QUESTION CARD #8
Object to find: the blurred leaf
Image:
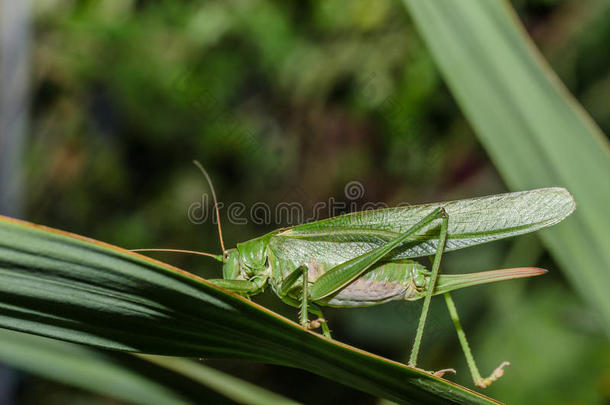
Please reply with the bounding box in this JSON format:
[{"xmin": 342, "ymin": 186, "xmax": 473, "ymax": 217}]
[
  {"xmin": 0, "ymin": 215, "xmax": 499, "ymax": 405},
  {"xmin": 0, "ymin": 328, "xmax": 300, "ymax": 405},
  {"xmin": 0, "ymin": 328, "xmax": 192, "ymax": 405},
  {"xmin": 402, "ymin": 0, "xmax": 610, "ymax": 334},
  {"xmin": 476, "ymin": 285, "xmax": 610, "ymax": 404},
  {"xmin": 140, "ymin": 355, "xmax": 301, "ymax": 405}
]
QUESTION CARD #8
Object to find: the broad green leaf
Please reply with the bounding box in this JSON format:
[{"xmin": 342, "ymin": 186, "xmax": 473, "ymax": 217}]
[
  {"xmin": 402, "ymin": 0, "xmax": 610, "ymax": 334},
  {"xmin": 0, "ymin": 215, "xmax": 499, "ymax": 405},
  {"xmin": 0, "ymin": 328, "xmax": 298, "ymax": 405}
]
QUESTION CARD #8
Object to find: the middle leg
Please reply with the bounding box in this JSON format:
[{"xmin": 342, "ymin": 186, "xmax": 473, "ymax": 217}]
[
  {"xmin": 278, "ymin": 264, "xmax": 330, "ymax": 338},
  {"xmin": 408, "ymin": 208, "xmax": 449, "ymax": 367}
]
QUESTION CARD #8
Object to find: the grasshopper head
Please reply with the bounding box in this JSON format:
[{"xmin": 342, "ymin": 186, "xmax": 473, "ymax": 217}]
[
  {"xmin": 221, "ymin": 237, "xmax": 270, "ymax": 281},
  {"xmin": 222, "ymin": 248, "xmax": 242, "ymax": 280}
]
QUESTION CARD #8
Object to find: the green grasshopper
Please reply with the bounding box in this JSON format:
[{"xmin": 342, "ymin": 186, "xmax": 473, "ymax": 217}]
[{"xmin": 135, "ymin": 162, "xmax": 575, "ymax": 388}]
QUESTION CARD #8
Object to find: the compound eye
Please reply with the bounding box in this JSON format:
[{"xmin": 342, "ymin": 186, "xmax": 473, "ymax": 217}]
[{"xmin": 224, "ymin": 252, "xmax": 230, "ymax": 260}]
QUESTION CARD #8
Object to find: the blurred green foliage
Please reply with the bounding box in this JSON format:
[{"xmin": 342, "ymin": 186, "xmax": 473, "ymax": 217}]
[{"xmin": 4, "ymin": 0, "xmax": 609, "ymax": 403}]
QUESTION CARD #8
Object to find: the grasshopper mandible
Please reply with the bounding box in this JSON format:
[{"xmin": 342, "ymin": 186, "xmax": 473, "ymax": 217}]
[{"xmin": 135, "ymin": 161, "xmax": 575, "ymax": 388}]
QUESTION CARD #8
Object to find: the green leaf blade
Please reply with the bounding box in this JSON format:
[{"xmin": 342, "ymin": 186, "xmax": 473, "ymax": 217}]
[
  {"xmin": 0, "ymin": 215, "xmax": 499, "ymax": 405},
  {"xmin": 402, "ymin": 0, "xmax": 610, "ymax": 333}
]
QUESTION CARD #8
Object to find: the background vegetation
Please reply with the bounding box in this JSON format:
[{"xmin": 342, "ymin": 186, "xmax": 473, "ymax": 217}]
[{"xmin": 1, "ymin": 0, "xmax": 609, "ymax": 404}]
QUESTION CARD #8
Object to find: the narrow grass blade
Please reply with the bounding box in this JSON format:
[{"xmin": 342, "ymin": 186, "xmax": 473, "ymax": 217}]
[
  {"xmin": 140, "ymin": 356, "xmax": 301, "ymax": 405},
  {"xmin": 402, "ymin": 0, "xmax": 610, "ymax": 333},
  {"xmin": 0, "ymin": 215, "xmax": 499, "ymax": 404},
  {"xmin": 0, "ymin": 328, "xmax": 299, "ymax": 405},
  {"xmin": 0, "ymin": 329, "xmax": 193, "ymax": 405}
]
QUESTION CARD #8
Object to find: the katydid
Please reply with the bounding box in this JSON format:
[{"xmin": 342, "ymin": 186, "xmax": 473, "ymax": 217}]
[{"xmin": 134, "ymin": 161, "xmax": 575, "ymax": 389}]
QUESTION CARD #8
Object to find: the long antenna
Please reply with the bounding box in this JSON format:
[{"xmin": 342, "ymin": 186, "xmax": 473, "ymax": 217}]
[
  {"xmin": 193, "ymin": 160, "xmax": 226, "ymax": 252},
  {"xmin": 131, "ymin": 248, "xmax": 223, "ymax": 262}
]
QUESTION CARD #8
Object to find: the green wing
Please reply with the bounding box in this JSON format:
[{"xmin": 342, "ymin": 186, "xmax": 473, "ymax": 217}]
[{"xmin": 270, "ymin": 188, "xmax": 574, "ymax": 266}]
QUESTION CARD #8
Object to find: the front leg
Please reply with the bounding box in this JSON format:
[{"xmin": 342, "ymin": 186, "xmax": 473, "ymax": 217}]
[{"xmin": 208, "ymin": 277, "xmax": 266, "ymax": 295}]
